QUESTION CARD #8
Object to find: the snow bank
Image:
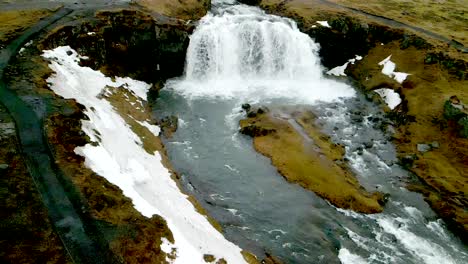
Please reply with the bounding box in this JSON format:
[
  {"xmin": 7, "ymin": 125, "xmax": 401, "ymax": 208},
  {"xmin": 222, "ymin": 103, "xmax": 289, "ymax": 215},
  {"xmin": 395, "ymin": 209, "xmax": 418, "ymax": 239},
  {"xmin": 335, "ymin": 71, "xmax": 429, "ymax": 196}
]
[
  {"xmin": 327, "ymin": 55, "xmax": 363, "ymax": 76},
  {"xmin": 373, "ymin": 88, "xmax": 402, "ymax": 110},
  {"xmin": 42, "ymin": 46, "xmax": 246, "ymax": 264},
  {"xmin": 378, "ymin": 55, "xmax": 410, "ymax": 83}
]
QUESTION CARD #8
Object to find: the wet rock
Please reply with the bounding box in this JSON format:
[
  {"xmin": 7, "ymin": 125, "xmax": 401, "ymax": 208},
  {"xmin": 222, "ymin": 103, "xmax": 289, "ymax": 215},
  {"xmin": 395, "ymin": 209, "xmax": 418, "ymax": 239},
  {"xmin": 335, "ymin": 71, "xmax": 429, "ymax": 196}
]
[
  {"xmin": 364, "ymin": 141, "xmax": 373, "ymax": 149},
  {"xmin": 245, "ymin": 105, "xmax": 268, "ymax": 118},
  {"xmin": 399, "ymin": 154, "xmax": 418, "ymax": 168},
  {"xmin": 376, "ymin": 192, "xmax": 391, "ymax": 206},
  {"xmin": 0, "ymin": 164, "xmax": 9, "ymax": 170},
  {"xmin": 159, "ymin": 115, "xmax": 178, "ymax": 138},
  {"xmin": 240, "ymin": 124, "xmax": 276, "ymax": 137},
  {"xmin": 241, "ymin": 103, "xmax": 251, "ymax": 112},
  {"xmin": 417, "ymin": 144, "xmax": 431, "ymax": 153}
]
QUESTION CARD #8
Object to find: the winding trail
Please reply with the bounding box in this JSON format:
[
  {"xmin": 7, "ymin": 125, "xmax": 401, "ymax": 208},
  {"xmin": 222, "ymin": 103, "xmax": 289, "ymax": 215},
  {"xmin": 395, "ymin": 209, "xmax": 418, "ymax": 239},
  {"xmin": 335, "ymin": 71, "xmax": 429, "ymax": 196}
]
[{"xmin": 0, "ymin": 7, "xmax": 116, "ymax": 264}]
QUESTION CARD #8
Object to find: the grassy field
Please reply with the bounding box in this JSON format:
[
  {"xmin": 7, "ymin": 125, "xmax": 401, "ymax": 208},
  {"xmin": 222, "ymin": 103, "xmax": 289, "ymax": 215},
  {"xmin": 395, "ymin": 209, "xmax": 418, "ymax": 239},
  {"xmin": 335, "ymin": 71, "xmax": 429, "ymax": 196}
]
[
  {"xmin": 136, "ymin": 0, "xmax": 210, "ymax": 20},
  {"xmin": 330, "ymin": 0, "xmax": 468, "ymax": 46},
  {"xmin": 0, "ymin": 8, "xmax": 53, "ymax": 45}
]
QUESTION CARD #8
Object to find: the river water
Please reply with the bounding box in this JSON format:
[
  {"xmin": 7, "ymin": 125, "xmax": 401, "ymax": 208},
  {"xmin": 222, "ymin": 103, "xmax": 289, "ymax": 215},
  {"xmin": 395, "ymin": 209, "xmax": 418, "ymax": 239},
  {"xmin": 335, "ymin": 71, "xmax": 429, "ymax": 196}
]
[{"xmin": 153, "ymin": 1, "xmax": 468, "ymax": 263}]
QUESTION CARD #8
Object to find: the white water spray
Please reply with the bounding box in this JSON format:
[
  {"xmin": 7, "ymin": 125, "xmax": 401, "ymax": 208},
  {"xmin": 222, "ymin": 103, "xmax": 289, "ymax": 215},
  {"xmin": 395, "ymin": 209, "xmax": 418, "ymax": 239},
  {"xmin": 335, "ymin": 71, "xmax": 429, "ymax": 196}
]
[{"xmin": 168, "ymin": 4, "xmax": 354, "ymax": 103}]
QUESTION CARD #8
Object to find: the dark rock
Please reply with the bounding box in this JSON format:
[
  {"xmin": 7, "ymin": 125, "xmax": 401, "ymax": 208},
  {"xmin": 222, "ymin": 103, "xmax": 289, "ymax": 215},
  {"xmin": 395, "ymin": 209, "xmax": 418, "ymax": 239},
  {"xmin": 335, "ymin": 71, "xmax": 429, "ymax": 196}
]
[
  {"xmin": 364, "ymin": 141, "xmax": 373, "ymax": 149},
  {"xmin": 458, "ymin": 116, "xmax": 468, "ymax": 138},
  {"xmin": 247, "ymin": 111, "xmax": 257, "ymax": 118},
  {"xmin": 240, "ymin": 124, "xmax": 276, "ymax": 137},
  {"xmin": 238, "ymin": 0, "xmax": 261, "ymax": 5},
  {"xmin": 399, "ymin": 154, "xmax": 418, "ymax": 168},
  {"xmin": 377, "ymin": 193, "xmax": 391, "ymax": 206},
  {"xmin": 241, "ymin": 103, "xmax": 251, "ymax": 112}
]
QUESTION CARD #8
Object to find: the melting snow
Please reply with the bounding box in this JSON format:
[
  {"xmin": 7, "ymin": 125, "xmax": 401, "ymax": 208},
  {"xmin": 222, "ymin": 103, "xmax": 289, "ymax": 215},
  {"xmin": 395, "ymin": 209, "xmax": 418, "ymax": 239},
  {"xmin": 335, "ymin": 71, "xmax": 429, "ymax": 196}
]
[
  {"xmin": 327, "ymin": 55, "xmax": 363, "ymax": 76},
  {"xmin": 42, "ymin": 46, "xmax": 246, "ymax": 264},
  {"xmin": 378, "ymin": 55, "xmax": 410, "ymax": 83},
  {"xmin": 316, "ymin": 21, "xmax": 331, "ymax": 28},
  {"xmin": 373, "ymin": 88, "xmax": 402, "ymax": 110}
]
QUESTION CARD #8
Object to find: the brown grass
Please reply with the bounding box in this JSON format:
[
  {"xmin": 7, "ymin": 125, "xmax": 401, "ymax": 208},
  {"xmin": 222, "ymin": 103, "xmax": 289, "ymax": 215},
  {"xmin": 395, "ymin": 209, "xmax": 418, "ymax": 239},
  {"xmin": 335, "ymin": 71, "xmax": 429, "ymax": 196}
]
[
  {"xmin": 330, "ymin": 0, "xmax": 468, "ymax": 46},
  {"xmin": 136, "ymin": 0, "xmax": 210, "ymax": 20},
  {"xmin": 348, "ymin": 40, "xmax": 468, "ymax": 235},
  {"xmin": 0, "ymin": 8, "xmax": 52, "ymax": 44}
]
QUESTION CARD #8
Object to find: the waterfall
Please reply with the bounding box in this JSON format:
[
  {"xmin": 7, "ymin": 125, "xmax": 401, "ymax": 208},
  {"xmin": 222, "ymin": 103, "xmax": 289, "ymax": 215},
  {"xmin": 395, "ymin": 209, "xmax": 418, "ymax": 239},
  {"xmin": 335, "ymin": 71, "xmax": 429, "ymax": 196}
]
[{"xmin": 167, "ymin": 3, "xmax": 355, "ymax": 103}]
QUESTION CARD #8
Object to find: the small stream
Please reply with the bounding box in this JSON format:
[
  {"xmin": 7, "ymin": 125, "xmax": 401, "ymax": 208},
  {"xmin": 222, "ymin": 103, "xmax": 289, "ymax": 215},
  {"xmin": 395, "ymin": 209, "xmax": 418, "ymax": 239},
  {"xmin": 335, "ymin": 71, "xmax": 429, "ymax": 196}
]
[{"xmin": 153, "ymin": 1, "xmax": 467, "ymax": 263}]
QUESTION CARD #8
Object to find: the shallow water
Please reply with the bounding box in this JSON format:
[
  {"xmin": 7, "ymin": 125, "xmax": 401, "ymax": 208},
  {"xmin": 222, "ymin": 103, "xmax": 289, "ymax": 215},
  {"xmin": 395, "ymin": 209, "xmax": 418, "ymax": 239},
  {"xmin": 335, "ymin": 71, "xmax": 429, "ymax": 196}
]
[{"xmin": 153, "ymin": 1, "xmax": 467, "ymax": 263}]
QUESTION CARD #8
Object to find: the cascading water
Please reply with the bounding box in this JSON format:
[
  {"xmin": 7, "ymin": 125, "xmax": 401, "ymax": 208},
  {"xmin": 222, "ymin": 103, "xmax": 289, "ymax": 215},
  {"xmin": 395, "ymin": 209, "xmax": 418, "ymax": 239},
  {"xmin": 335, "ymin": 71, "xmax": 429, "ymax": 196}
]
[
  {"xmin": 156, "ymin": 1, "xmax": 468, "ymax": 263},
  {"xmin": 169, "ymin": 3, "xmax": 354, "ymax": 103}
]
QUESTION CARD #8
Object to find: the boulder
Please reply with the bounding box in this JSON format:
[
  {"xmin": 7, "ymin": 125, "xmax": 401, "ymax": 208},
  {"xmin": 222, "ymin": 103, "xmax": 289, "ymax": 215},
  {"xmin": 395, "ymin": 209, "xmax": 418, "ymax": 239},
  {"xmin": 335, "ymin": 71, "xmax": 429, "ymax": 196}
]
[
  {"xmin": 417, "ymin": 144, "xmax": 431, "ymax": 153},
  {"xmin": 0, "ymin": 164, "xmax": 9, "ymax": 170},
  {"xmin": 443, "ymin": 95, "xmax": 468, "ymax": 138}
]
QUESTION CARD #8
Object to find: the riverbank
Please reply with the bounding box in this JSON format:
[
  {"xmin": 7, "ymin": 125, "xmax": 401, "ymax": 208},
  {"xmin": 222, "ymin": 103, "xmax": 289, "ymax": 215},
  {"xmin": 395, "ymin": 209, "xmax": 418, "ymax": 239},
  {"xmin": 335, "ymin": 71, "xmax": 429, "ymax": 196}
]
[{"xmin": 243, "ymin": 0, "xmax": 468, "ymax": 242}]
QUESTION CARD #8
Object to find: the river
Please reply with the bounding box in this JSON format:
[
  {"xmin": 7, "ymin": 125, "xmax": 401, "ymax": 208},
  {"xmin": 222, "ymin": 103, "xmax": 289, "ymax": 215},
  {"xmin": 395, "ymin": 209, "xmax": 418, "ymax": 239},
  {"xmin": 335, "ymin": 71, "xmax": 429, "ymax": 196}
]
[{"xmin": 153, "ymin": 1, "xmax": 467, "ymax": 263}]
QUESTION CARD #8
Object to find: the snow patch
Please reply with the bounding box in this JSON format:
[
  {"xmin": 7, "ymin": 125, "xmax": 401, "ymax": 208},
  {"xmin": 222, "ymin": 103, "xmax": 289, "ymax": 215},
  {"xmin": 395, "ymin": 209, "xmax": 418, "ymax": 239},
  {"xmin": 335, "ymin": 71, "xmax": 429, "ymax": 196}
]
[
  {"xmin": 373, "ymin": 88, "xmax": 402, "ymax": 110},
  {"xmin": 378, "ymin": 55, "xmax": 410, "ymax": 83},
  {"xmin": 316, "ymin": 21, "xmax": 331, "ymax": 28},
  {"xmin": 327, "ymin": 55, "xmax": 363, "ymax": 76},
  {"xmin": 42, "ymin": 46, "xmax": 246, "ymax": 264}
]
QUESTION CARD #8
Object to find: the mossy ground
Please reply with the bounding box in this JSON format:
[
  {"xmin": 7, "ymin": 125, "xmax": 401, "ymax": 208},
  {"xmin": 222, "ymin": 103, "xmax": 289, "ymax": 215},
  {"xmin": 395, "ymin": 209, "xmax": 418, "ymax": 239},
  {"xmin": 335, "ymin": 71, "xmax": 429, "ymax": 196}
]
[
  {"xmin": 348, "ymin": 40, "xmax": 468, "ymax": 238},
  {"xmin": 330, "ymin": 0, "xmax": 468, "ymax": 46},
  {"xmin": 240, "ymin": 110, "xmax": 384, "ymax": 213},
  {"xmin": 136, "ymin": 0, "xmax": 210, "ymax": 20},
  {"xmin": 0, "ymin": 8, "xmax": 53, "ymax": 45}
]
